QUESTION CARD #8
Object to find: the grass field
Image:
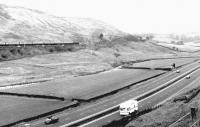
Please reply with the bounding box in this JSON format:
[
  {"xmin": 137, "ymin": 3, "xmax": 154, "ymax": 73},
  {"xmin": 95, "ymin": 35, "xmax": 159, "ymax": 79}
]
[
  {"xmin": 0, "ymin": 41, "xmax": 181, "ymax": 88},
  {"xmin": 132, "ymin": 57, "xmax": 199, "ymax": 69},
  {"xmin": 0, "ymin": 69, "xmax": 163, "ymax": 100},
  {"xmin": 0, "ymin": 96, "xmax": 73, "ymax": 126},
  {"xmin": 152, "ymin": 40, "xmax": 200, "ymax": 52}
]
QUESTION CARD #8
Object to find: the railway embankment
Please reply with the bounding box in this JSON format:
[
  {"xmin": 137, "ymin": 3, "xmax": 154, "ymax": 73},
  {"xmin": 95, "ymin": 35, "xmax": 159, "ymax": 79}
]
[{"xmin": 0, "ymin": 43, "xmax": 79, "ymax": 61}]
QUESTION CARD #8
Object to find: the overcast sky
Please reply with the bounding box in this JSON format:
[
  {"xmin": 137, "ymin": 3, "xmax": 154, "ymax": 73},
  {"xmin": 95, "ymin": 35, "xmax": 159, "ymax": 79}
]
[{"xmin": 0, "ymin": 0, "xmax": 200, "ymax": 34}]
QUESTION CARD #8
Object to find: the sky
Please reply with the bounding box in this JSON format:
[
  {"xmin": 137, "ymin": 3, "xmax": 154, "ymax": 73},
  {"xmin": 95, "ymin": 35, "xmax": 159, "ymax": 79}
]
[{"xmin": 0, "ymin": 0, "xmax": 200, "ymax": 34}]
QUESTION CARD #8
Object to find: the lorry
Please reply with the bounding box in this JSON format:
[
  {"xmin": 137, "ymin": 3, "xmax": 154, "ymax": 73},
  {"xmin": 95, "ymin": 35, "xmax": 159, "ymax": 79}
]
[{"xmin": 119, "ymin": 99, "xmax": 138, "ymax": 116}]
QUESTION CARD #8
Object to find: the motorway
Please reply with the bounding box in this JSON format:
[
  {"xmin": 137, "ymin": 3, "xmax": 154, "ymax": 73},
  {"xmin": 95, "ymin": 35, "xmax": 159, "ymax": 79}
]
[
  {"xmin": 28, "ymin": 60, "xmax": 200, "ymax": 127},
  {"xmin": 83, "ymin": 65, "xmax": 200, "ymax": 127}
]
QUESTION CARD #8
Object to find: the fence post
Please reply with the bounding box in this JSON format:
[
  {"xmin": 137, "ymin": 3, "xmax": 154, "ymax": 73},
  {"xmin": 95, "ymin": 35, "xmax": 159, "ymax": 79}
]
[{"xmin": 191, "ymin": 107, "xmax": 197, "ymax": 121}]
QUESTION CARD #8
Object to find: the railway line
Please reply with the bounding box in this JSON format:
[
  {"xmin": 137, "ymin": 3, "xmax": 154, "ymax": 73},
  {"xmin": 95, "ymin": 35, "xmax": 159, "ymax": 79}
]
[
  {"xmin": 28, "ymin": 60, "xmax": 200, "ymax": 127},
  {"xmin": 0, "ymin": 42, "xmax": 79, "ymax": 47}
]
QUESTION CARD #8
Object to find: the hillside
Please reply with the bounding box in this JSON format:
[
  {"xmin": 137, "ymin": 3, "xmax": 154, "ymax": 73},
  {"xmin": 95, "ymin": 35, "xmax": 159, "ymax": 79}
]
[
  {"xmin": 0, "ymin": 4, "xmax": 193, "ymax": 85},
  {"xmin": 0, "ymin": 4, "xmax": 126, "ymax": 44}
]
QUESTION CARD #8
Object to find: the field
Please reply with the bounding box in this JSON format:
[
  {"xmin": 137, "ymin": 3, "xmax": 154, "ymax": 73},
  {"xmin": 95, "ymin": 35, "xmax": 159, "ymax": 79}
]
[
  {"xmin": 131, "ymin": 57, "xmax": 199, "ymax": 69},
  {"xmin": 0, "ymin": 96, "xmax": 73, "ymax": 126},
  {"xmin": 0, "ymin": 41, "xmax": 181, "ymax": 89},
  {"xmin": 2, "ymin": 3, "xmax": 200, "ymax": 127},
  {"xmin": 0, "ymin": 45, "xmax": 198, "ymax": 126},
  {"xmin": 0, "ymin": 65, "xmax": 165, "ymax": 126},
  {"xmin": 151, "ymin": 38, "xmax": 200, "ymax": 52},
  {"xmin": 0, "ymin": 69, "xmax": 164, "ymax": 100},
  {"xmin": 0, "ymin": 57, "xmax": 199, "ymax": 126}
]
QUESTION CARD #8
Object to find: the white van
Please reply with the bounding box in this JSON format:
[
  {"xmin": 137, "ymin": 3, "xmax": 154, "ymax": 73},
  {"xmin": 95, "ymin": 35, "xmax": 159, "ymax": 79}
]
[{"xmin": 119, "ymin": 99, "xmax": 138, "ymax": 116}]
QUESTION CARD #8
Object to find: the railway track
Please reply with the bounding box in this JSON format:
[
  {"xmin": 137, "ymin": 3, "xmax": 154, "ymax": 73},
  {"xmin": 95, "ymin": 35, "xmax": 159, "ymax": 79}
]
[
  {"xmin": 0, "ymin": 42, "xmax": 79, "ymax": 47},
  {"xmin": 60, "ymin": 63, "xmax": 200, "ymax": 127}
]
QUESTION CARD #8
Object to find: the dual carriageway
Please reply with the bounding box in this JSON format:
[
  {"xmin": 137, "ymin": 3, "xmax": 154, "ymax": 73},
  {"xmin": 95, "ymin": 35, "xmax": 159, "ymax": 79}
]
[{"xmin": 27, "ymin": 58, "xmax": 200, "ymax": 127}]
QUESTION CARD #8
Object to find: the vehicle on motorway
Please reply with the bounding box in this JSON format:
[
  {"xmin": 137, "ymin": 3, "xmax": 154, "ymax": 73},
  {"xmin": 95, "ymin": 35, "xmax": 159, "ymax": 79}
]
[
  {"xmin": 186, "ymin": 75, "xmax": 191, "ymax": 79},
  {"xmin": 44, "ymin": 116, "xmax": 59, "ymax": 124},
  {"xmin": 176, "ymin": 70, "xmax": 180, "ymax": 73},
  {"xmin": 119, "ymin": 99, "xmax": 138, "ymax": 116}
]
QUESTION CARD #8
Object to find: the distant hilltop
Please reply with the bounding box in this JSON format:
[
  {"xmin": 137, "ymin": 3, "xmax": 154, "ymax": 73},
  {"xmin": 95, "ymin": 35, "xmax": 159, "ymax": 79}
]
[{"xmin": 0, "ymin": 4, "xmax": 127, "ymax": 44}]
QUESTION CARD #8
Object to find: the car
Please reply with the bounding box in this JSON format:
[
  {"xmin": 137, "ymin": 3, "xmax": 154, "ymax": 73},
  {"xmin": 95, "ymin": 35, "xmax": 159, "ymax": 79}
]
[
  {"xmin": 186, "ymin": 75, "xmax": 191, "ymax": 79},
  {"xmin": 44, "ymin": 116, "xmax": 59, "ymax": 124},
  {"xmin": 176, "ymin": 70, "xmax": 180, "ymax": 73}
]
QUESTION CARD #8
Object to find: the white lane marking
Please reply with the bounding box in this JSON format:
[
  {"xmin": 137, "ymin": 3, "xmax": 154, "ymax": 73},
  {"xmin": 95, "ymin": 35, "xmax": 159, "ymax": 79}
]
[
  {"xmin": 75, "ymin": 66, "xmax": 200, "ymax": 127},
  {"xmin": 60, "ymin": 63, "xmax": 200, "ymax": 127}
]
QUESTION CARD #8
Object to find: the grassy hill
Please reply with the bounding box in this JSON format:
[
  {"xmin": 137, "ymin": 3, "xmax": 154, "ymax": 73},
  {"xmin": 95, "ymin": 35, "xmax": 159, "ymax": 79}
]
[{"xmin": 0, "ymin": 4, "xmax": 126, "ymax": 44}]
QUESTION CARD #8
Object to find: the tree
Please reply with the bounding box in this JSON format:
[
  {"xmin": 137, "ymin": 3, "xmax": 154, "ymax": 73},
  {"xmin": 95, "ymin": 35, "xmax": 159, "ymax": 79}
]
[{"xmin": 99, "ymin": 33, "xmax": 104, "ymax": 40}]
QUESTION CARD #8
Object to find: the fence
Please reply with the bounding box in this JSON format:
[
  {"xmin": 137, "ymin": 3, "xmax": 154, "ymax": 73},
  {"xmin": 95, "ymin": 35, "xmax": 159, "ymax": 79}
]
[
  {"xmin": 191, "ymin": 119, "xmax": 200, "ymax": 127},
  {"xmin": 169, "ymin": 107, "xmax": 200, "ymax": 127}
]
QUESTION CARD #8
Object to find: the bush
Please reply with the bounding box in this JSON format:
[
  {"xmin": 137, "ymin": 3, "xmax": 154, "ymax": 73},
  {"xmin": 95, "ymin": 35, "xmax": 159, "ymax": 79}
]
[
  {"xmin": 10, "ymin": 48, "xmax": 18, "ymax": 55},
  {"xmin": 1, "ymin": 54, "xmax": 8, "ymax": 59},
  {"xmin": 54, "ymin": 46, "xmax": 64, "ymax": 51},
  {"xmin": 49, "ymin": 48, "xmax": 54, "ymax": 52},
  {"xmin": 114, "ymin": 53, "xmax": 120, "ymax": 57},
  {"xmin": 17, "ymin": 49, "xmax": 24, "ymax": 55}
]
